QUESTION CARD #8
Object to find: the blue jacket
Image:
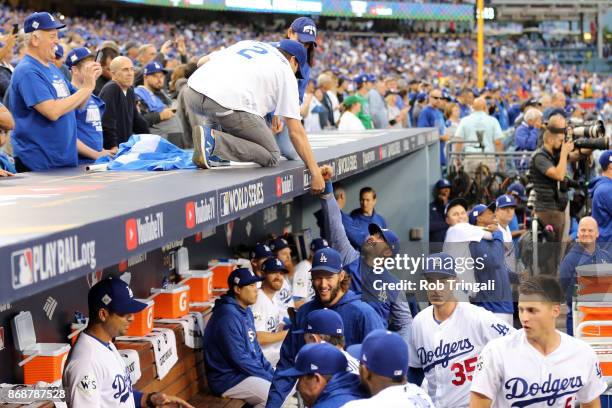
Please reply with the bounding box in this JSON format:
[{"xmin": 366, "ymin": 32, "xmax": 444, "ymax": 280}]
[
  {"xmin": 514, "ymin": 122, "xmax": 539, "ymax": 151},
  {"xmin": 321, "ymin": 192, "xmax": 413, "ymax": 340},
  {"xmin": 349, "ymin": 208, "xmax": 387, "ymax": 248},
  {"xmin": 429, "ymin": 199, "xmax": 448, "ymax": 243},
  {"xmin": 203, "ymin": 295, "xmax": 273, "ymax": 396},
  {"xmin": 314, "ymin": 208, "xmax": 366, "ymax": 249},
  {"xmin": 589, "ymin": 176, "xmax": 612, "ymax": 245},
  {"xmin": 313, "ymin": 372, "xmax": 367, "ymax": 408},
  {"xmin": 469, "ymin": 231, "xmax": 514, "ymax": 314},
  {"xmin": 266, "ymin": 290, "xmax": 384, "ymax": 408}
]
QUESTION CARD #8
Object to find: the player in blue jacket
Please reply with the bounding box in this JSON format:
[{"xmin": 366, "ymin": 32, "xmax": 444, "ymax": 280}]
[
  {"xmin": 348, "ymin": 186, "xmax": 388, "ymax": 248},
  {"xmin": 277, "ymin": 343, "xmax": 366, "ymax": 408},
  {"xmin": 203, "ymin": 268, "xmax": 273, "ymax": 408},
  {"xmin": 317, "ymin": 166, "xmax": 414, "ymax": 344},
  {"xmin": 266, "ymin": 247, "xmax": 384, "ymax": 408},
  {"xmin": 589, "ymin": 150, "xmax": 612, "ymax": 248}
]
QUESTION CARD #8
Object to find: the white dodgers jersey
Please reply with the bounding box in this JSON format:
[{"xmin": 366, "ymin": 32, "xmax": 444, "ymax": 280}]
[
  {"xmin": 341, "ymin": 384, "xmax": 435, "ymax": 408},
  {"xmin": 409, "ymin": 302, "xmax": 515, "ymax": 408},
  {"xmin": 471, "ymin": 329, "xmax": 607, "ymax": 407},
  {"xmin": 63, "ymin": 333, "xmax": 136, "ymax": 408}
]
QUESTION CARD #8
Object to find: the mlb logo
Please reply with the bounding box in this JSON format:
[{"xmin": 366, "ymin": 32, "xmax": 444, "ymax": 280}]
[
  {"xmin": 185, "ymin": 202, "xmax": 196, "ymax": 229},
  {"xmin": 125, "ymin": 218, "xmax": 138, "ymax": 251},
  {"xmin": 276, "ymin": 176, "xmax": 283, "ymax": 197},
  {"xmin": 11, "ymin": 248, "xmax": 34, "ymax": 289}
]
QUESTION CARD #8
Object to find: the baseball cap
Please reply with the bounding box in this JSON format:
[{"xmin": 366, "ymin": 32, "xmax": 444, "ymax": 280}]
[
  {"xmin": 276, "ymin": 39, "xmax": 307, "ymax": 80},
  {"xmin": 269, "ymin": 237, "xmax": 290, "ymax": 252},
  {"xmin": 599, "ymin": 150, "xmax": 612, "ymax": 171},
  {"xmin": 416, "ymin": 92, "xmax": 428, "ymax": 103},
  {"xmin": 343, "ymin": 95, "xmax": 361, "ymax": 108},
  {"xmin": 261, "ymin": 257, "xmax": 289, "ymax": 274},
  {"xmin": 88, "ymin": 278, "xmax": 147, "ymax": 314},
  {"xmin": 228, "ymin": 267, "xmax": 263, "ymax": 288},
  {"xmin": 435, "ymin": 179, "xmax": 451, "ymax": 189},
  {"xmin": 144, "ymin": 61, "xmax": 165, "ymax": 76},
  {"xmin": 290, "ymin": 17, "xmax": 317, "ymax": 45},
  {"xmin": 358, "ymin": 330, "xmax": 408, "ymax": 379},
  {"xmin": 278, "ymin": 343, "xmax": 347, "ymax": 377},
  {"xmin": 310, "ymin": 238, "xmax": 329, "ymax": 253},
  {"xmin": 24, "ymin": 12, "xmax": 66, "ymax": 33},
  {"xmin": 354, "ymin": 74, "xmax": 370, "ymax": 86},
  {"xmin": 366, "ymin": 74, "xmax": 376, "ymax": 83},
  {"xmin": 368, "ymin": 223, "xmax": 400, "ymax": 256},
  {"xmin": 444, "ymin": 197, "xmax": 468, "ymax": 217},
  {"xmin": 295, "ymin": 308, "xmax": 344, "ymax": 335},
  {"xmin": 54, "ymin": 44, "xmax": 63, "ymax": 59},
  {"xmin": 469, "ymin": 203, "xmax": 496, "ymax": 225},
  {"xmin": 496, "ymin": 194, "xmax": 516, "ymax": 209},
  {"xmin": 251, "ymin": 243, "xmax": 273, "ymax": 260},
  {"xmin": 311, "ymin": 248, "xmax": 343, "ymax": 274},
  {"xmin": 422, "ymin": 252, "xmax": 457, "ymax": 277},
  {"xmin": 66, "ymin": 47, "xmax": 93, "ymax": 69},
  {"xmin": 507, "ymin": 182, "xmax": 527, "ymax": 201}
]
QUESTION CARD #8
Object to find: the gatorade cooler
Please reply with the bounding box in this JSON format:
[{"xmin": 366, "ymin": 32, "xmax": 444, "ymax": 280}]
[
  {"xmin": 183, "ymin": 270, "xmax": 213, "ymax": 303},
  {"xmin": 597, "ymin": 348, "xmax": 612, "ymax": 377},
  {"xmin": 577, "ymin": 303, "xmax": 612, "ymax": 337},
  {"xmin": 151, "ymin": 285, "xmax": 190, "ymax": 319},
  {"xmin": 208, "ymin": 259, "xmax": 236, "ymax": 290},
  {"xmin": 12, "ymin": 311, "xmax": 70, "ymax": 385},
  {"xmin": 126, "ymin": 299, "xmax": 155, "ymax": 337}
]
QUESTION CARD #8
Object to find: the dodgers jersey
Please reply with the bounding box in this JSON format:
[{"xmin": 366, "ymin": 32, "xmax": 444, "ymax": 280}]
[
  {"xmin": 275, "ymin": 276, "xmax": 294, "ymax": 309},
  {"xmin": 341, "ymin": 383, "xmax": 435, "ymax": 408},
  {"xmin": 471, "ymin": 329, "xmax": 607, "ymax": 407},
  {"xmin": 63, "ymin": 333, "xmax": 136, "ymax": 408},
  {"xmin": 251, "ymin": 288, "xmax": 288, "ymax": 362},
  {"xmin": 188, "ymin": 40, "xmax": 301, "ymax": 120},
  {"xmin": 293, "ymin": 260, "xmax": 314, "ymax": 301},
  {"xmin": 409, "ymin": 302, "xmax": 515, "ymax": 408}
]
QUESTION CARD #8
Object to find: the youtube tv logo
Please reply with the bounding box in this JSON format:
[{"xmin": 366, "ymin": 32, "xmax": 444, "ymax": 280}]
[
  {"xmin": 276, "ymin": 177, "xmax": 282, "ymax": 197},
  {"xmin": 125, "ymin": 218, "xmax": 138, "ymax": 251},
  {"xmin": 185, "ymin": 202, "xmax": 196, "ymax": 229}
]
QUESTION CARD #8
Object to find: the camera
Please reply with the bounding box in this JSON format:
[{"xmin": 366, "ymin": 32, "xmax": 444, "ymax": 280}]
[{"xmin": 566, "ymin": 119, "xmax": 609, "ymax": 150}]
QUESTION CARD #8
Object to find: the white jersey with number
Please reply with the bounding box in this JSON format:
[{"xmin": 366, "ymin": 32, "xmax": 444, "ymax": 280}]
[
  {"xmin": 471, "ymin": 329, "xmax": 607, "ymax": 407},
  {"xmin": 341, "ymin": 384, "xmax": 436, "ymax": 408},
  {"xmin": 63, "ymin": 332, "xmax": 136, "ymax": 408},
  {"xmin": 275, "ymin": 276, "xmax": 294, "ymax": 309},
  {"xmin": 251, "ymin": 288, "xmax": 288, "ymax": 364},
  {"xmin": 292, "ymin": 260, "xmax": 314, "ymax": 301},
  {"xmin": 408, "ymin": 303, "xmax": 515, "ymax": 408},
  {"xmin": 188, "ymin": 40, "xmax": 300, "ymax": 119}
]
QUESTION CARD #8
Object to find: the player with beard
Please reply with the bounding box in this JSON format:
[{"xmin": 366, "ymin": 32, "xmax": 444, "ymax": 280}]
[
  {"xmin": 317, "ymin": 165, "xmax": 414, "ymax": 345},
  {"xmin": 266, "ymin": 247, "xmax": 384, "ymax": 408}
]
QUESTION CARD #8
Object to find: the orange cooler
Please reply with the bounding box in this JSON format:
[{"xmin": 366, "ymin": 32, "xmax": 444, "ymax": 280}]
[
  {"xmin": 208, "ymin": 259, "xmax": 236, "ymax": 290},
  {"xmin": 151, "ymin": 285, "xmax": 190, "ymax": 319},
  {"xmin": 12, "ymin": 311, "xmax": 70, "ymax": 384},
  {"xmin": 126, "ymin": 299, "xmax": 155, "ymax": 336},
  {"xmin": 577, "ymin": 304, "xmax": 612, "ymax": 337},
  {"xmin": 183, "ymin": 270, "xmax": 213, "ymax": 303}
]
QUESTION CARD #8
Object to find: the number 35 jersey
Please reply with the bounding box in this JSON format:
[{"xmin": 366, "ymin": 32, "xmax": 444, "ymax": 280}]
[{"xmin": 409, "ymin": 302, "xmax": 515, "ymax": 408}]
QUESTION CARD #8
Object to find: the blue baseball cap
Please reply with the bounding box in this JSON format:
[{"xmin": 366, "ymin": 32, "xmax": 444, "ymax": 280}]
[
  {"xmin": 144, "ymin": 61, "xmax": 165, "ymax": 76},
  {"xmin": 290, "ymin": 17, "xmax": 317, "ymax": 45},
  {"xmin": 261, "ymin": 257, "xmax": 289, "ymax": 274},
  {"xmin": 469, "ymin": 203, "xmax": 496, "ymax": 225},
  {"xmin": 269, "ymin": 237, "xmax": 290, "ymax": 252},
  {"xmin": 278, "ymin": 343, "xmax": 347, "ymax": 377},
  {"xmin": 496, "ymin": 194, "xmax": 516, "ymax": 209},
  {"xmin": 366, "ymin": 74, "xmax": 376, "ymax": 83},
  {"xmin": 354, "ymin": 73, "xmax": 370, "ymax": 85},
  {"xmin": 54, "ymin": 44, "xmax": 63, "ymax": 59},
  {"xmin": 422, "ymin": 252, "xmax": 457, "ymax": 277},
  {"xmin": 311, "ymin": 248, "xmax": 343, "ymax": 274},
  {"xmin": 507, "ymin": 182, "xmax": 527, "ymax": 201},
  {"xmin": 416, "ymin": 92, "xmax": 428, "ymax": 102},
  {"xmin": 24, "ymin": 12, "xmax": 66, "ymax": 33},
  {"xmin": 599, "ymin": 150, "xmax": 612, "ymax": 171},
  {"xmin": 251, "ymin": 243, "xmax": 273, "ymax": 260},
  {"xmin": 228, "ymin": 267, "xmax": 263, "ymax": 288},
  {"xmin": 368, "ymin": 224, "xmax": 400, "ymax": 256},
  {"xmin": 276, "ymin": 39, "xmax": 307, "ymax": 80},
  {"xmin": 66, "ymin": 47, "xmax": 93, "ymax": 69},
  {"xmin": 359, "ymin": 330, "xmax": 408, "ymax": 379},
  {"xmin": 435, "ymin": 179, "xmax": 451, "ymax": 189},
  {"xmin": 310, "ymin": 238, "xmax": 329, "ymax": 253},
  {"xmin": 88, "ymin": 278, "xmax": 147, "ymax": 314},
  {"xmin": 296, "ymin": 308, "xmax": 344, "ymax": 336}
]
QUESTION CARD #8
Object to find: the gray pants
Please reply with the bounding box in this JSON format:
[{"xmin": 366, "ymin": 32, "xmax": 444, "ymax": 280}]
[{"xmin": 184, "ymin": 86, "xmax": 280, "ymax": 167}]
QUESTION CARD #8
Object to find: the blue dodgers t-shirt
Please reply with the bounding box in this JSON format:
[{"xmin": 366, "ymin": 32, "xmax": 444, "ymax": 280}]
[
  {"xmin": 76, "ymin": 94, "xmax": 105, "ymax": 164},
  {"xmin": 10, "ymin": 54, "xmax": 78, "ymax": 170},
  {"xmin": 418, "ymin": 105, "xmax": 447, "ymax": 166}
]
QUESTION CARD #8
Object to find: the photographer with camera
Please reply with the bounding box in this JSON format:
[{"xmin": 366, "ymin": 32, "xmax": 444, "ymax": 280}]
[{"xmin": 528, "ymin": 114, "xmax": 584, "ymax": 274}]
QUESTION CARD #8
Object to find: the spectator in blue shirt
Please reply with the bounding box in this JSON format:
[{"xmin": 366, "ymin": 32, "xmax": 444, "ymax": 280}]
[
  {"xmin": 514, "ymin": 108, "xmax": 543, "ymax": 151},
  {"xmin": 9, "ymin": 12, "xmax": 101, "ymax": 172},
  {"xmin": 0, "ymin": 102, "xmax": 15, "ymax": 177},
  {"xmin": 456, "ymin": 87, "xmax": 474, "ymax": 118},
  {"xmin": 66, "ymin": 47, "xmax": 115, "ymax": 164},
  {"xmin": 417, "ymin": 89, "xmax": 447, "ymax": 166},
  {"xmin": 589, "ymin": 150, "xmax": 612, "ymax": 247}
]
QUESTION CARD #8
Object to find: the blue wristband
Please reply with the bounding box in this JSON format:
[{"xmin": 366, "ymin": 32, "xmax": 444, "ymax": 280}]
[{"xmin": 323, "ymin": 181, "xmax": 333, "ymax": 195}]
